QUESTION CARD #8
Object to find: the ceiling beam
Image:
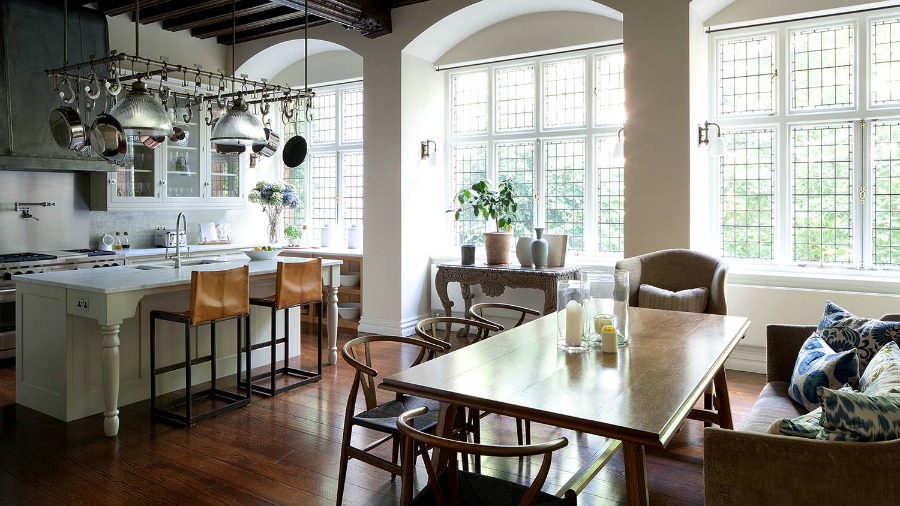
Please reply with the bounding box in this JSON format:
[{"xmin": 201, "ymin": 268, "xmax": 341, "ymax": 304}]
[
  {"xmin": 221, "ymin": 18, "xmax": 329, "ymax": 45},
  {"xmin": 97, "ymin": 0, "xmax": 169, "ymax": 17},
  {"xmin": 192, "ymin": 7, "xmax": 311, "ymax": 39},
  {"xmin": 162, "ymin": 0, "xmax": 278, "ymax": 31},
  {"xmin": 137, "ymin": 0, "xmax": 233, "ymax": 25}
]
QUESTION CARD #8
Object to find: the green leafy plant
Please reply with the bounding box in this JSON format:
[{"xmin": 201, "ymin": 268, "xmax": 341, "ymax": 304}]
[
  {"xmin": 451, "ymin": 178, "xmax": 518, "ymax": 232},
  {"xmin": 283, "ymin": 224, "xmax": 303, "ymax": 239}
]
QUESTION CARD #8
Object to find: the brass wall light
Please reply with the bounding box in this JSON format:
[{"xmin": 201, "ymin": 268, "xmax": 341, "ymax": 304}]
[
  {"xmin": 420, "ymin": 139, "xmax": 437, "ymax": 160},
  {"xmin": 612, "ymin": 127, "xmax": 625, "ymax": 162},
  {"xmin": 698, "ymin": 121, "xmax": 727, "ymax": 157}
]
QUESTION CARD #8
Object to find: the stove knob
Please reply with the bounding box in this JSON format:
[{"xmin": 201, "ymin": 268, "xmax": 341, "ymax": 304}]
[
  {"xmin": 14, "ymin": 271, "xmax": 23, "ymax": 275},
  {"xmin": 111, "ymin": 262, "xmax": 120, "ymax": 267},
  {"xmin": 103, "ymin": 263, "xmax": 111, "ymax": 268},
  {"xmin": 93, "ymin": 264, "xmax": 101, "ymax": 269},
  {"xmin": 25, "ymin": 270, "xmax": 34, "ymax": 274},
  {"xmin": 0, "ymin": 273, "xmax": 11, "ymax": 281}
]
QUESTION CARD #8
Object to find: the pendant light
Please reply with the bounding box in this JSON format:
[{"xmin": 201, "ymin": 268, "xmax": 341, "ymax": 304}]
[
  {"xmin": 109, "ymin": 0, "xmax": 173, "ymax": 137},
  {"xmin": 210, "ymin": 1, "xmax": 266, "ymax": 147}
]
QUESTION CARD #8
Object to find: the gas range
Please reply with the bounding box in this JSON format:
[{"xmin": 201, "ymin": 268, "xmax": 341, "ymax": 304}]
[{"xmin": 0, "ymin": 249, "xmax": 125, "ymax": 286}]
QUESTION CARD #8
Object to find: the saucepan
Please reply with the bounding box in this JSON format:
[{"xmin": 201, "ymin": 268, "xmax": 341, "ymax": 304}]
[
  {"xmin": 89, "ymin": 113, "xmax": 127, "ymax": 165},
  {"xmin": 252, "ymin": 124, "xmax": 280, "ymax": 158},
  {"xmin": 49, "ymin": 105, "xmax": 87, "ymax": 151}
]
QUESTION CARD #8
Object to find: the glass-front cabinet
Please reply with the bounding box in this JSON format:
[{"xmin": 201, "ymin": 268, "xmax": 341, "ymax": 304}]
[{"xmin": 93, "ymin": 104, "xmax": 245, "ymax": 210}]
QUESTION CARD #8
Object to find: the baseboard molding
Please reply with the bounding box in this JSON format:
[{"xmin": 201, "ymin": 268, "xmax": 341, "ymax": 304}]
[
  {"xmin": 358, "ymin": 313, "xmax": 429, "ymax": 337},
  {"xmin": 726, "ymin": 344, "xmax": 766, "ymax": 374}
]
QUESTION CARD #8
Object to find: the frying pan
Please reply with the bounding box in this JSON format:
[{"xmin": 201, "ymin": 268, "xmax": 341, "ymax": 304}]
[
  {"xmin": 282, "ymin": 135, "xmax": 308, "ymax": 167},
  {"xmin": 49, "ymin": 106, "xmax": 87, "ymax": 151},
  {"xmin": 139, "ymin": 134, "xmax": 165, "ymax": 149},
  {"xmin": 252, "ymin": 126, "xmax": 280, "ymax": 158},
  {"xmin": 89, "ymin": 113, "xmax": 127, "ymax": 165}
]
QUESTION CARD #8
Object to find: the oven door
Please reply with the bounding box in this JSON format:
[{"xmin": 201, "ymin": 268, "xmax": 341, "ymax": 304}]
[{"xmin": 0, "ymin": 287, "xmax": 15, "ymax": 359}]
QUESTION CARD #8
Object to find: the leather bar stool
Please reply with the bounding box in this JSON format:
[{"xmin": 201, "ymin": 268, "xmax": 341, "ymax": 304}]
[
  {"xmin": 150, "ymin": 265, "xmax": 252, "ymax": 426},
  {"xmin": 247, "ymin": 258, "xmax": 323, "ymax": 396}
]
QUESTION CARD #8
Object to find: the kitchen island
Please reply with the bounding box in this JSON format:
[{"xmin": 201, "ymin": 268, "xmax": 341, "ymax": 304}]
[{"xmin": 13, "ymin": 255, "xmax": 342, "ymax": 436}]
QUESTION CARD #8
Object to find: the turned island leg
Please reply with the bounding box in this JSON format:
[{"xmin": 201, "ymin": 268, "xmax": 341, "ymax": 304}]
[
  {"xmin": 100, "ymin": 324, "xmax": 121, "ymax": 437},
  {"xmin": 327, "ymin": 286, "xmax": 339, "ymax": 365}
]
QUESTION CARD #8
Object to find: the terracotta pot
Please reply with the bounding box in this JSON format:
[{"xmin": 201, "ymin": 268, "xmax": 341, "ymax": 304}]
[{"xmin": 483, "ymin": 232, "xmax": 514, "ymax": 265}]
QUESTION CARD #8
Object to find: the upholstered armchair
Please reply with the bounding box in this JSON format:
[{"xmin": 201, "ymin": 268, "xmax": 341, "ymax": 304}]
[{"xmin": 615, "ymin": 248, "xmax": 729, "ymax": 315}]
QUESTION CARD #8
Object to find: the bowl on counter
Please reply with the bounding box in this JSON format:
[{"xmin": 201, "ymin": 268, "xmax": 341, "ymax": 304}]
[
  {"xmin": 242, "ymin": 248, "xmax": 281, "ymax": 261},
  {"xmin": 337, "ymin": 302, "xmax": 361, "ymax": 320},
  {"xmin": 340, "ymin": 272, "xmax": 360, "ymax": 287}
]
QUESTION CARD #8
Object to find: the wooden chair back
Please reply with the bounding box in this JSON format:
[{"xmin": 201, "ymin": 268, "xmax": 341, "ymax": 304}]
[
  {"xmin": 468, "ymin": 302, "xmax": 540, "ymax": 331},
  {"xmin": 397, "ymin": 406, "xmax": 573, "ymax": 506},
  {"xmin": 274, "ymin": 258, "xmax": 322, "ymax": 309},
  {"xmin": 189, "ymin": 266, "xmax": 250, "ymax": 325},
  {"xmin": 415, "ymin": 316, "xmax": 502, "ymax": 349}
]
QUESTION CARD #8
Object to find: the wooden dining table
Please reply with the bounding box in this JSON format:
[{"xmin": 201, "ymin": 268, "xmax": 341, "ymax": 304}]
[{"xmin": 381, "ymin": 307, "xmax": 751, "ymax": 506}]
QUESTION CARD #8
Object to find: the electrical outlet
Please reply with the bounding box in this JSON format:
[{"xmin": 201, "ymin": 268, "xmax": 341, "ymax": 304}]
[{"xmin": 75, "ymin": 296, "xmax": 89, "ymax": 311}]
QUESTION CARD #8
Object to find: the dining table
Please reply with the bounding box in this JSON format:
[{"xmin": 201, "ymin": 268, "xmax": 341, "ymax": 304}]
[{"xmin": 381, "ymin": 307, "xmax": 751, "ymax": 505}]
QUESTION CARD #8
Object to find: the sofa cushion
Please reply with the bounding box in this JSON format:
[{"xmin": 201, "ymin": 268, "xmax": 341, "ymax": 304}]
[
  {"xmin": 742, "ymin": 381, "xmax": 807, "ymax": 433},
  {"xmin": 789, "ymin": 334, "xmax": 859, "ymax": 411},
  {"xmin": 817, "ymin": 386, "xmax": 900, "ymax": 442},
  {"xmin": 859, "ymin": 342, "xmax": 900, "ymax": 395},
  {"xmin": 817, "ymin": 300, "xmax": 900, "ymax": 372},
  {"xmin": 638, "ymin": 284, "xmax": 708, "ymax": 313}
]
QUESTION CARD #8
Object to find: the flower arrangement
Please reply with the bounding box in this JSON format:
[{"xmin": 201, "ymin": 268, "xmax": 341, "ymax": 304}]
[{"xmin": 248, "ymin": 181, "xmax": 300, "ymax": 244}]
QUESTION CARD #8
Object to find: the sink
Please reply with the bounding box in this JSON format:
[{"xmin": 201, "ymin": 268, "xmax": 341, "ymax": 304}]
[{"xmin": 130, "ymin": 258, "xmax": 228, "ymax": 269}]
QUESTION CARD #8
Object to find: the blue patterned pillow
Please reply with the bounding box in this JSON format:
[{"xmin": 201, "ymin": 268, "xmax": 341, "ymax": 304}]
[
  {"xmin": 816, "ymin": 386, "xmax": 900, "ymax": 442},
  {"xmin": 768, "ymin": 407, "xmax": 823, "ymax": 438},
  {"xmin": 789, "ymin": 334, "xmax": 859, "ymax": 411},
  {"xmin": 817, "ymin": 301, "xmax": 900, "ymax": 372},
  {"xmin": 859, "ymin": 342, "xmax": 900, "ymax": 395}
]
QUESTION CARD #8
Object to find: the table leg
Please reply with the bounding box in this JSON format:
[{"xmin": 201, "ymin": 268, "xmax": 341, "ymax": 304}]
[
  {"xmin": 326, "ymin": 286, "xmax": 339, "ymax": 365},
  {"xmin": 623, "ymin": 442, "xmax": 649, "ymax": 506},
  {"xmin": 100, "ymin": 324, "xmax": 120, "ymax": 437},
  {"xmin": 713, "ymin": 366, "xmax": 733, "ymax": 429},
  {"xmin": 434, "ymin": 268, "xmax": 454, "ymax": 340},
  {"xmin": 456, "ymin": 284, "xmax": 474, "ymax": 337},
  {"xmin": 431, "ymin": 401, "xmax": 458, "ymax": 472}
]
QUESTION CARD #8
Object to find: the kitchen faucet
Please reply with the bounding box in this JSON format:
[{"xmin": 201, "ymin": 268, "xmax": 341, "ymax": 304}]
[{"xmin": 175, "ymin": 212, "xmax": 186, "ymax": 268}]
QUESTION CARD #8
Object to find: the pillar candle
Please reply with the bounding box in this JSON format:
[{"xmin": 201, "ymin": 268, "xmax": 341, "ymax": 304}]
[
  {"xmin": 594, "ymin": 314, "xmax": 613, "ymax": 333},
  {"xmin": 565, "ymin": 299, "xmax": 583, "ymax": 346},
  {"xmin": 601, "ymin": 325, "xmax": 617, "ymax": 353}
]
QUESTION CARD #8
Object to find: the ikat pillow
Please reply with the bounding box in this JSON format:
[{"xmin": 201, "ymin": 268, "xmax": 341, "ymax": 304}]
[
  {"xmin": 768, "ymin": 407, "xmax": 823, "ymax": 439},
  {"xmin": 789, "ymin": 334, "xmax": 859, "ymax": 411},
  {"xmin": 816, "ymin": 386, "xmax": 900, "ymax": 442},
  {"xmin": 859, "ymin": 342, "xmax": 900, "ymax": 395},
  {"xmin": 816, "ymin": 301, "xmax": 900, "ymax": 372}
]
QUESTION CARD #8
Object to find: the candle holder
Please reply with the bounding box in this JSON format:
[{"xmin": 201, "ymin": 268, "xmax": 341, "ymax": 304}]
[
  {"xmin": 557, "ymin": 279, "xmax": 587, "ymax": 352},
  {"xmin": 581, "ymin": 269, "xmax": 630, "ymax": 348}
]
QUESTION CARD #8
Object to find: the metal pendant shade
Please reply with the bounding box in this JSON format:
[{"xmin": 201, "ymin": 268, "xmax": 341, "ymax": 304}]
[
  {"xmin": 109, "ymin": 80, "xmax": 173, "ymax": 137},
  {"xmin": 210, "ymin": 98, "xmax": 266, "ymax": 146}
]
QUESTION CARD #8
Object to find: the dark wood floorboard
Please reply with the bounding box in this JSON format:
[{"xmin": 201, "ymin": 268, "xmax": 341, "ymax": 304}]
[{"xmin": 0, "ymin": 329, "xmax": 766, "ymax": 505}]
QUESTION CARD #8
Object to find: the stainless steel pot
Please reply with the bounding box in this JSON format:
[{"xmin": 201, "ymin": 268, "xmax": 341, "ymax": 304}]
[
  {"xmin": 89, "ymin": 113, "xmax": 127, "ymax": 165},
  {"xmin": 252, "ymin": 126, "xmax": 280, "ymax": 158},
  {"xmin": 49, "ymin": 106, "xmax": 87, "ymax": 151}
]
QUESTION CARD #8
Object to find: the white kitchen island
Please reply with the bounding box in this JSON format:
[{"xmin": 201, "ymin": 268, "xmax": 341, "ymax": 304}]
[{"xmin": 13, "ymin": 255, "xmax": 342, "ymax": 437}]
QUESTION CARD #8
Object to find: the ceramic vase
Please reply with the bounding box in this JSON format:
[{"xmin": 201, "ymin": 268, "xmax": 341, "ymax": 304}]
[
  {"xmin": 516, "ymin": 236, "xmax": 534, "ymax": 267},
  {"xmin": 531, "ymin": 228, "xmax": 549, "ymax": 269}
]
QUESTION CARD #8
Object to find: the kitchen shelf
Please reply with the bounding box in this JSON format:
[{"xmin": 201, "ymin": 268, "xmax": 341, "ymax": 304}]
[{"xmin": 169, "ymin": 145, "xmax": 198, "ymax": 150}]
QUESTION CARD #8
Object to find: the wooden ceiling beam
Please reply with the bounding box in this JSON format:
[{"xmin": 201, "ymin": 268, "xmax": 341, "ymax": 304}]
[
  {"xmin": 162, "ymin": 0, "xmax": 277, "ymax": 31},
  {"xmin": 137, "ymin": 0, "xmax": 233, "ymax": 25},
  {"xmin": 221, "ymin": 18, "xmax": 329, "ymax": 45},
  {"xmin": 97, "ymin": 0, "xmax": 169, "ymax": 17},
  {"xmin": 191, "ymin": 7, "xmax": 313, "ymax": 39}
]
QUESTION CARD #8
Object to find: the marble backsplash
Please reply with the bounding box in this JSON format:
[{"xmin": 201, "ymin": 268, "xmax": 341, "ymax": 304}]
[{"xmin": 90, "ymin": 208, "xmax": 266, "ymax": 249}]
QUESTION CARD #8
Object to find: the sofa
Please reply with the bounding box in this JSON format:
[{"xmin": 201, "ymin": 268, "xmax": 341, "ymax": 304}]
[{"xmin": 704, "ymin": 316, "xmax": 900, "ymax": 506}]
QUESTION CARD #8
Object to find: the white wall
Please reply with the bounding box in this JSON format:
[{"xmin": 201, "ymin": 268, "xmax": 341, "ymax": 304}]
[
  {"xmin": 707, "ymin": 0, "xmax": 900, "ymax": 26},
  {"xmin": 272, "ymin": 50, "xmax": 363, "ymax": 86},
  {"xmin": 107, "ymin": 14, "xmax": 225, "ymax": 72}
]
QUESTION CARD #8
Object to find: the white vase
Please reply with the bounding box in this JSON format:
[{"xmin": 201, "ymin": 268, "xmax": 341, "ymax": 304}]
[
  {"xmin": 320, "ymin": 224, "xmax": 334, "ymax": 247},
  {"xmin": 516, "ymin": 236, "xmax": 534, "ymax": 267}
]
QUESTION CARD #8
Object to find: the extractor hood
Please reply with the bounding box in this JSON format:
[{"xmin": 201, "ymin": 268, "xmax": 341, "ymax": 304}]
[{"xmin": 0, "ymin": 0, "xmax": 114, "ymax": 172}]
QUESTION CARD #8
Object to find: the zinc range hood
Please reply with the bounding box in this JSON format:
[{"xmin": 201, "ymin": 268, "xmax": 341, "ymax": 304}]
[{"xmin": 0, "ymin": 0, "xmax": 113, "ymax": 172}]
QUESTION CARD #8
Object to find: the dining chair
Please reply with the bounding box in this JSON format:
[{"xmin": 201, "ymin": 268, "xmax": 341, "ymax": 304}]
[
  {"xmin": 468, "ymin": 302, "xmax": 541, "ymax": 446},
  {"xmin": 398, "ymin": 406, "xmax": 577, "ymax": 506},
  {"xmin": 615, "ymin": 248, "xmax": 731, "ymax": 426},
  {"xmin": 336, "ymin": 335, "xmax": 448, "ymax": 506}
]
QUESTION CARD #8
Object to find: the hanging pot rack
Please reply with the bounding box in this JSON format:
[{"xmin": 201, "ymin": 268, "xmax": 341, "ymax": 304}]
[{"xmin": 45, "ymin": 52, "xmax": 314, "ymax": 120}]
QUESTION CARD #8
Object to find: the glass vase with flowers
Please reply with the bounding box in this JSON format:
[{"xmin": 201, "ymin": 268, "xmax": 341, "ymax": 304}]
[{"xmin": 248, "ymin": 181, "xmax": 300, "ymax": 244}]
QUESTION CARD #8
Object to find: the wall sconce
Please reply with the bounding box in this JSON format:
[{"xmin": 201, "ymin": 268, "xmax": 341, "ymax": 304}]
[
  {"xmin": 612, "ymin": 127, "xmax": 625, "ymax": 162},
  {"xmin": 420, "ymin": 139, "xmax": 437, "ymax": 160},
  {"xmin": 698, "ymin": 121, "xmax": 727, "ymax": 157}
]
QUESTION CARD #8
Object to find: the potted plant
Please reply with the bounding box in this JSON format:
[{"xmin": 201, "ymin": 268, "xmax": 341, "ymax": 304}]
[
  {"xmin": 451, "ymin": 178, "xmax": 518, "ymax": 265},
  {"xmin": 284, "ymin": 224, "xmax": 303, "ymax": 247}
]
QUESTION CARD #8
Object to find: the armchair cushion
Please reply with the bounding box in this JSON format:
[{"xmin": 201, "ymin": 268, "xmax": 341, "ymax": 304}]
[
  {"xmin": 817, "ymin": 386, "xmax": 900, "ymax": 442},
  {"xmin": 742, "ymin": 382, "xmax": 806, "ymax": 433},
  {"xmin": 817, "ymin": 300, "xmax": 900, "ymax": 371},
  {"xmin": 788, "ymin": 335, "xmax": 859, "ymax": 410},
  {"xmin": 638, "ymin": 284, "xmax": 708, "ymax": 313}
]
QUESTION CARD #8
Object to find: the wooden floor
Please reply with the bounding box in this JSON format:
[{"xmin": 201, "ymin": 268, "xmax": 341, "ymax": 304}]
[{"xmin": 0, "ymin": 329, "xmax": 766, "ymax": 505}]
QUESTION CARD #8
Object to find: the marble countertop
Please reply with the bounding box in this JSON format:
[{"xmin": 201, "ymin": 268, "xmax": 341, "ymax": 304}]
[
  {"xmin": 123, "ymin": 244, "xmax": 363, "ymax": 258},
  {"xmin": 13, "ymin": 256, "xmax": 342, "ymax": 295}
]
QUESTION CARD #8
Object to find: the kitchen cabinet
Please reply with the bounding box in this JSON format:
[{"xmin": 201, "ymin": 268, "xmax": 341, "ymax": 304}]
[
  {"xmin": 280, "ymin": 249, "xmax": 362, "ymax": 331},
  {"xmin": 89, "ymin": 105, "xmax": 245, "ymax": 210}
]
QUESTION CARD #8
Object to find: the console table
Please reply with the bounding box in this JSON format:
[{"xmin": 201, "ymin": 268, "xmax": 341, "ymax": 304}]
[{"xmin": 434, "ymin": 263, "xmax": 581, "ymax": 325}]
